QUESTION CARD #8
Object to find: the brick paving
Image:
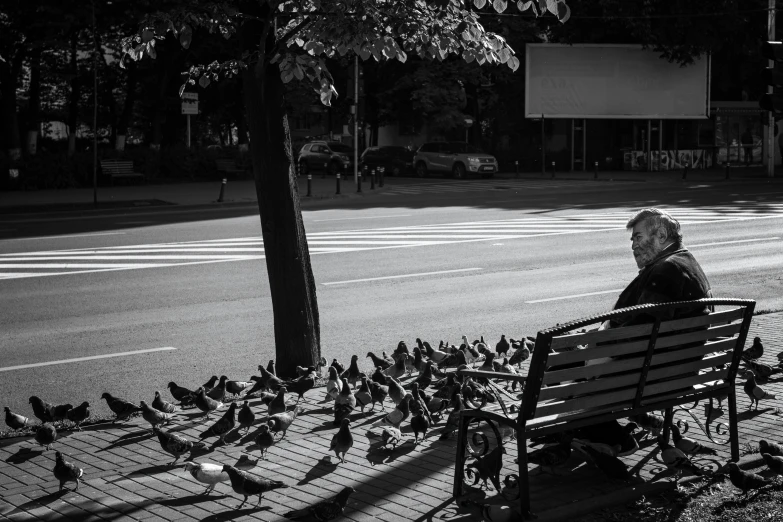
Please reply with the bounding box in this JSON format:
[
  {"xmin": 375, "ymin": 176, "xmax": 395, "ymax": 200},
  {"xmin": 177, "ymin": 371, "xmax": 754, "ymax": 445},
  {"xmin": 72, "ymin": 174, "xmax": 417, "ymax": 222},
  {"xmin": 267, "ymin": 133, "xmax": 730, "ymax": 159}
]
[{"xmin": 2, "ymin": 312, "xmax": 783, "ymax": 522}]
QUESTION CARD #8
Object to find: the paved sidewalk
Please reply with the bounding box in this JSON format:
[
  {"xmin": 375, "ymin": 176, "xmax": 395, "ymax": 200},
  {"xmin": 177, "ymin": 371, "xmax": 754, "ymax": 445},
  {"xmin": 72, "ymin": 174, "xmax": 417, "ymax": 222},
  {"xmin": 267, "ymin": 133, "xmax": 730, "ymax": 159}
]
[{"xmin": 2, "ymin": 311, "xmax": 783, "ymax": 522}]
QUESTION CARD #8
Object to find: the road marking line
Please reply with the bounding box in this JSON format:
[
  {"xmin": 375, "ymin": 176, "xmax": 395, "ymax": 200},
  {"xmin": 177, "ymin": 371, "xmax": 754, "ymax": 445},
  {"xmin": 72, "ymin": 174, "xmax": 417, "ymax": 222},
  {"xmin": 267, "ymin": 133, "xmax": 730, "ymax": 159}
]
[
  {"xmin": 526, "ymin": 289, "xmax": 624, "ymax": 304},
  {"xmin": 312, "ymin": 214, "xmax": 412, "ymax": 222},
  {"xmin": 0, "ymin": 347, "xmax": 177, "ymax": 372},
  {"xmin": 323, "ymin": 268, "xmax": 482, "ymax": 286},
  {"xmin": 689, "ymin": 237, "xmax": 780, "ymax": 248},
  {"xmin": 4, "ymin": 232, "xmax": 127, "ymax": 241}
]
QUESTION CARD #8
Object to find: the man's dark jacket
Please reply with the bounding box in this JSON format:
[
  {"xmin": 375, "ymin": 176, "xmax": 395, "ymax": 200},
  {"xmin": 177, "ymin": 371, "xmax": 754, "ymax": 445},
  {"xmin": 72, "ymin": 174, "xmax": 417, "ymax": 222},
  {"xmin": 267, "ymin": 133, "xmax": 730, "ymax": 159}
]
[{"xmin": 609, "ymin": 243, "xmax": 712, "ymax": 328}]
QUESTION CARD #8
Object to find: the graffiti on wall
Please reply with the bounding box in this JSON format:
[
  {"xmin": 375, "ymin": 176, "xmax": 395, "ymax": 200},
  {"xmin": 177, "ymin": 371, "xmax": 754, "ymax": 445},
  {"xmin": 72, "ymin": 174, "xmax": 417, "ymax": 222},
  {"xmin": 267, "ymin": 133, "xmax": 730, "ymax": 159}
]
[{"xmin": 623, "ymin": 150, "xmax": 713, "ymax": 171}]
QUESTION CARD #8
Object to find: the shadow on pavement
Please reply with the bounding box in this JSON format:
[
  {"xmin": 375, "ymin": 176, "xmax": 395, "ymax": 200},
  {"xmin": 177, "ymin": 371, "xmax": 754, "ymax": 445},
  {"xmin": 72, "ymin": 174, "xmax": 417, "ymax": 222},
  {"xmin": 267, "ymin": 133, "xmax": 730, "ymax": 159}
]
[
  {"xmin": 200, "ymin": 506, "xmax": 271, "ymax": 521},
  {"xmin": 298, "ymin": 456, "xmax": 338, "ymax": 485},
  {"xmin": 5, "ymin": 446, "xmax": 43, "ymax": 464},
  {"xmin": 2, "ymin": 490, "xmax": 67, "ymax": 516}
]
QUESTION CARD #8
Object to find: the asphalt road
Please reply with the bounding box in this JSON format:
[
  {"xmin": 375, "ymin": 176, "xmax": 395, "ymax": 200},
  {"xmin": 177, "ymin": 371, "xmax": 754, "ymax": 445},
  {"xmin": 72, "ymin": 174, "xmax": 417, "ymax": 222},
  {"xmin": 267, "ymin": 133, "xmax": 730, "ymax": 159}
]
[{"xmin": 2, "ymin": 178, "xmax": 782, "ymax": 419}]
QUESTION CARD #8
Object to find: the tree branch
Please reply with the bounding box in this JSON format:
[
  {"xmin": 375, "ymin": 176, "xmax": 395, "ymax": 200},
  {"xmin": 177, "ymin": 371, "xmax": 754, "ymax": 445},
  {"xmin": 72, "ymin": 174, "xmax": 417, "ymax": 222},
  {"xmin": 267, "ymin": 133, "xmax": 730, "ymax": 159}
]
[{"xmin": 269, "ymin": 16, "xmax": 313, "ymax": 58}]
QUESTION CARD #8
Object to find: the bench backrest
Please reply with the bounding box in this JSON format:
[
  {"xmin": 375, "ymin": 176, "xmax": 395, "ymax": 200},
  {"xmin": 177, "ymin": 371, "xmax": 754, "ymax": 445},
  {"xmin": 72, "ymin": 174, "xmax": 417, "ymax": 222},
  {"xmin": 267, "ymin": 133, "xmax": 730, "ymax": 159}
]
[
  {"xmin": 215, "ymin": 159, "xmax": 237, "ymax": 168},
  {"xmin": 100, "ymin": 160, "xmax": 136, "ymax": 173},
  {"xmin": 519, "ymin": 298, "xmax": 755, "ymax": 432}
]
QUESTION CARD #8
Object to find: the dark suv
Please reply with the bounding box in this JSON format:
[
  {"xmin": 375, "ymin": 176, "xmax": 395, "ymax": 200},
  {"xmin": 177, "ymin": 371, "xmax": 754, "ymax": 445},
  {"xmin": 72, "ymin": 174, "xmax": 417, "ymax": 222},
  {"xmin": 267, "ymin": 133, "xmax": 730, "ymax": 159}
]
[
  {"xmin": 298, "ymin": 141, "xmax": 355, "ymax": 176},
  {"xmin": 414, "ymin": 142, "xmax": 498, "ymax": 178},
  {"xmin": 360, "ymin": 146, "xmax": 415, "ymax": 176}
]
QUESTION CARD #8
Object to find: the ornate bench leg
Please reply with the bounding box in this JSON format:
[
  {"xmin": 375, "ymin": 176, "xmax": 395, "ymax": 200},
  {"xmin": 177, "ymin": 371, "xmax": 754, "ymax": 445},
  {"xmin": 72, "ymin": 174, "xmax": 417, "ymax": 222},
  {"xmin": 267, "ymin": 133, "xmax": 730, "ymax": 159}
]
[
  {"xmin": 453, "ymin": 413, "xmax": 469, "ymax": 499},
  {"xmin": 662, "ymin": 407, "xmax": 674, "ymax": 445},
  {"xmin": 517, "ymin": 434, "xmax": 533, "ymax": 519},
  {"xmin": 728, "ymin": 383, "xmax": 740, "ymax": 462}
]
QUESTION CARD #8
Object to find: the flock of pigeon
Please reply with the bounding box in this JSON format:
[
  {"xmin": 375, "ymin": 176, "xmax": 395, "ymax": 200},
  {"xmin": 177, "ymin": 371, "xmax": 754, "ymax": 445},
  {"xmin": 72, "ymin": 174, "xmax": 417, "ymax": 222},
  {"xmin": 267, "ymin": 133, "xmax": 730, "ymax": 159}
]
[
  {"xmin": 2, "ymin": 334, "xmax": 535, "ymax": 518},
  {"xmin": 3, "ymin": 333, "xmax": 783, "ymax": 514}
]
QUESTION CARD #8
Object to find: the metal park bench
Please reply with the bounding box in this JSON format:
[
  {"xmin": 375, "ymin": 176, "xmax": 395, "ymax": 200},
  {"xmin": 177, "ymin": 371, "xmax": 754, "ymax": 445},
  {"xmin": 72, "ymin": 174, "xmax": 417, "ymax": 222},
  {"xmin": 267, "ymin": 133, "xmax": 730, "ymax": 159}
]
[
  {"xmin": 100, "ymin": 159, "xmax": 144, "ymax": 185},
  {"xmin": 215, "ymin": 158, "xmax": 247, "ymax": 179},
  {"xmin": 453, "ymin": 298, "xmax": 756, "ymax": 519}
]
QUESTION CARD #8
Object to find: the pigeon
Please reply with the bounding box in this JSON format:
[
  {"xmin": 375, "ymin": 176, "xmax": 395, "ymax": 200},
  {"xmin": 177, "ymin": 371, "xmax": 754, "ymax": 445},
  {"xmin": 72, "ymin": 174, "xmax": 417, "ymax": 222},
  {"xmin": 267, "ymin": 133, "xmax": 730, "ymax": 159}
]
[
  {"xmin": 255, "ymin": 424, "xmax": 275, "ymax": 459},
  {"xmin": 762, "ymin": 452, "xmax": 783, "ymax": 476},
  {"xmin": 333, "ymin": 378, "xmax": 355, "ymax": 426},
  {"xmin": 368, "ymin": 380, "xmax": 389, "ymax": 412},
  {"xmin": 4, "ymin": 407, "xmax": 30, "ymax": 430},
  {"xmin": 200, "ymin": 402, "xmax": 237, "ymax": 444},
  {"xmin": 422, "ymin": 340, "xmax": 449, "ymax": 364},
  {"xmin": 440, "ymin": 393, "xmax": 466, "ymax": 440},
  {"xmin": 381, "ymin": 426, "xmax": 404, "ymax": 449},
  {"xmin": 183, "ymin": 462, "xmax": 229, "ymax": 495},
  {"xmin": 392, "ymin": 340, "xmax": 410, "ymax": 362},
  {"xmin": 257, "ymin": 364, "xmax": 283, "ymax": 392},
  {"xmin": 744, "ymin": 370, "xmax": 776, "ymax": 410},
  {"xmin": 465, "ymin": 445, "xmax": 506, "ymax": 491},
  {"xmin": 410, "ymin": 411, "xmax": 430, "ymax": 443},
  {"xmin": 411, "ymin": 347, "xmax": 427, "ymax": 373},
  {"xmin": 140, "ymin": 400, "xmax": 172, "ymax": 431},
  {"xmin": 284, "ymin": 369, "xmax": 316, "ymax": 404},
  {"xmin": 496, "ymin": 335, "xmax": 510, "ymax": 357},
  {"xmin": 404, "ymin": 360, "xmax": 434, "ymax": 391},
  {"xmin": 268, "ymin": 387, "xmax": 288, "ymax": 418},
  {"xmin": 35, "ymin": 423, "xmax": 57, "ymax": 450},
  {"xmin": 330, "ymin": 358, "xmax": 345, "ymax": 376},
  {"xmin": 152, "ymin": 392, "xmax": 177, "ymax": 414},
  {"xmin": 340, "ymin": 355, "xmax": 362, "ymax": 388},
  {"xmin": 628, "ymin": 412, "xmax": 664, "ymax": 438},
  {"xmin": 728, "ymin": 462, "xmax": 771, "ymax": 497},
  {"xmin": 53, "ymin": 452, "xmax": 83, "ymax": 491},
  {"xmin": 508, "ymin": 344, "xmax": 531, "ymax": 368},
  {"xmin": 194, "ymin": 387, "xmax": 223, "ymax": 418},
  {"xmin": 100, "ymin": 392, "xmax": 142, "ymax": 423},
  {"xmin": 353, "ymin": 376, "xmax": 373, "ymax": 414},
  {"xmin": 266, "ymin": 360, "xmax": 277, "ymax": 376},
  {"xmin": 325, "ymin": 366, "xmax": 343, "ymax": 401},
  {"xmin": 202, "ymin": 375, "xmax": 219, "ymax": 393},
  {"xmin": 153, "ymin": 427, "xmax": 206, "ymax": 465},
  {"xmin": 383, "ymin": 354, "xmax": 407, "ymax": 380},
  {"xmin": 386, "ymin": 375, "xmax": 406, "ymax": 406},
  {"xmin": 207, "ymin": 375, "xmax": 229, "ymax": 402},
  {"xmin": 371, "ymin": 366, "xmax": 387, "ymax": 386},
  {"xmin": 226, "ymin": 379, "xmax": 253, "ymax": 397},
  {"xmin": 330, "ymin": 418, "xmax": 353, "ymax": 463},
  {"xmin": 268, "ymin": 405, "xmax": 303, "ymax": 439},
  {"xmin": 407, "ymin": 383, "xmax": 432, "ymax": 425},
  {"xmin": 372, "ymin": 394, "xmax": 411, "ymax": 429},
  {"xmin": 671, "ymin": 424, "xmax": 717, "ymax": 456},
  {"xmin": 759, "ymin": 439, "xmax": 783, "ymax": 457},
  {"xmin": 28, "ymin": 396, "xmax": 55, "ymax": 423},
  {"xmin": 498, "ymin": 357, "xmax": 520, "ymax": 390},
  {"xmin": 742, "ymin": 359, "xmax": 776, "ymax": 381},
  {"xmin": 743, "ymin": 336, "xmax": 764, "ymax": 361},
  {"xmin": 477, "ymin": 352, "xmax": 497, "ymax": 373},
  {"xmin": 296, "ymin": 365, "xmax": 315, "ymax": 378},
  {"xmin": 167, "ymin": 381, "xmax": 196, "ymax": 407},
  {"xmin": 658, "ymin": 438, "xmax": 703, "ymax": 483},
  {"xmin": 221, "ymin": 464, "xmax": 288, "ymax": 508},
  {"xmin": 528, "ymin": 434, "xmax": 573, "ymax": 470},
  {"xmin": 237, "ymin": 401, "xmax": 255, "ymax": 434},
  {"xmin": 582, "ymin": 445, "xmax": 632, "ymax": 482},
  {"xmin": 366, "ymin": 351, "xmax": 393, "ymax": 370},
  {"xmin": 284, "ymin": 486, "xmax": 355, "ymax": 521}
]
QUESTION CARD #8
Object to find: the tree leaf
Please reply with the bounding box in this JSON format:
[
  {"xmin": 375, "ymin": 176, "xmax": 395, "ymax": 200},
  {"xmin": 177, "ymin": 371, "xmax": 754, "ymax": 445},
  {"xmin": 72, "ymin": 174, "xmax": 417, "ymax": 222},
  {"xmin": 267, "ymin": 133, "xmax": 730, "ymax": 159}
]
[
  {"xmin": 517, "ymin": 0, "xmax": 536, "ymax": 14},
  {"xmin": 507, "ymin": 55, "xmax": 520, "ymax": 71},
  {"xmin": 293, "ymin": 64, "xmax": 304, "ymax": 80},
  {"xmin": 556, "ymin": 1, "xmax": 571, "ymax": 23},
  {"xmin": 358, "ymin": 48, "xmax": 371, "ymax": 60},
  {"xmin": 141, "ymin": 29, "xmax": 154, "ymax": 43},
  {"xmin": 179, "ymin": 83, "xmax": 187, "ymax": 97},
  {"xmin": 199, "ymin": 75, "xmax": 210, "ymax": 88},
  {"xmin": 147, "ymin": 42, "xmax": 157, "ymax": 59},
  {"xmin": 493, "ymin": 0, "xmax": 508, "ymax": 12},
  {"xmin": 473, "ymin": 0, "xmax": 487, "ymax": 8},
  {"xmin": 180, "ymin": 24, "xmax": 192, "ymax": 49},
  {"xmin": 546, "ymin": 0, "xmax": 558, "ymax": 15},
  {"xmin": 282, "ymin": 69, "xmax": 294, "ymax": 83}
]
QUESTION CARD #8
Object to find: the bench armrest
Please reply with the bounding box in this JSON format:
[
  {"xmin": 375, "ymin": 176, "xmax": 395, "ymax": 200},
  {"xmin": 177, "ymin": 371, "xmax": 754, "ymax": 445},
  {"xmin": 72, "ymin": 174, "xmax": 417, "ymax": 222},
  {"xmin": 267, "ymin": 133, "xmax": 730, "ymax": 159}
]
[{"xmin": 457, "ymin": 369, "xmax": 527, "ymax": 384}]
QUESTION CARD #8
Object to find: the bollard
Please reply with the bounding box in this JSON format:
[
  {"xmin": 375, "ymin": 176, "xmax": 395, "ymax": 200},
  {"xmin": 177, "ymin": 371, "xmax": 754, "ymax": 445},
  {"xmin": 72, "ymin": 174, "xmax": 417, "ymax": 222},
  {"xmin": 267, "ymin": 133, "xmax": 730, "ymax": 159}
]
[
  {"xmin": 336, "ymin": 171, "xmax": 341, "ymax": 195},
  {"xmin": 725, "ymin": 162, "xmax": 731, "ymax": 180},
  {"xmin": 217, "ymin": 178, "xmax": 227, "ymax": 202},
  {"xmin": 322, "ymin": 162, "xmax": 327, "ymax": 179},
  {"xmin": 357, "ymin": 167, "xmax": 363, "ymax": 193},
  {"xmin": 379, "ymin": 166, "xmax": 385, "ymax": 187},
  {"xmin": 594, "ymin": 161, "xmax": 599, "ymax": 180},
  {"xmin": 306, "ymin": 173, "xmax": 312, "ymax": 197},
  {"xmin": 370, "ymin": 168, "xmax": 376, "ymax": 190},
  {"xmin": 515, "ymin": 160, "xmax": 519, "ymax": 178},
  {"xmin": 551, "ymin": 161, "xmax": 556, "ymax": 179},
  {"xmin": 682, "ymin": 162, "xmax": 689, "ymax": 180}
]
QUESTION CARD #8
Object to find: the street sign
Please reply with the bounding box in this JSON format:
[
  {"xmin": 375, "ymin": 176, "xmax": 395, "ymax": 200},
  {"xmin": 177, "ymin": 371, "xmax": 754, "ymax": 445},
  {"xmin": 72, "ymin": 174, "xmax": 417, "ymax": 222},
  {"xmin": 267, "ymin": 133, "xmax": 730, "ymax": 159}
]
[{"xmin": 181, "ymin": 92, "xmax": 198, "ymax": 115}]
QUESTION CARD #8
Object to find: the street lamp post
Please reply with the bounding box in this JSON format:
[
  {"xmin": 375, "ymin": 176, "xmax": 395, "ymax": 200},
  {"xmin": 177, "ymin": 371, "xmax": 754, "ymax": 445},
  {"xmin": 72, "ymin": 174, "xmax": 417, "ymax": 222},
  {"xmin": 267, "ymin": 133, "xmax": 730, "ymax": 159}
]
[{"xmin": 91, "ymin": 0, "xmax": 99, "ymax": 207}]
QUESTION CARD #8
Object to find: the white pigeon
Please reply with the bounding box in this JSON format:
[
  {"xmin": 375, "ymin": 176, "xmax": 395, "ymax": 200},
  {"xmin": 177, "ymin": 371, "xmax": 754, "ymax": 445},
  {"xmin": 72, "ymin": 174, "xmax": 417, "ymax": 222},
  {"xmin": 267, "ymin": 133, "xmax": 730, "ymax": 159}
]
[
  {"xmin": 183, "ymin": 462, "xmax": 230, "ymax": 495},
  {"xmin": 325, "ymin": 366, "xmax": 343, "ymax": 401}
]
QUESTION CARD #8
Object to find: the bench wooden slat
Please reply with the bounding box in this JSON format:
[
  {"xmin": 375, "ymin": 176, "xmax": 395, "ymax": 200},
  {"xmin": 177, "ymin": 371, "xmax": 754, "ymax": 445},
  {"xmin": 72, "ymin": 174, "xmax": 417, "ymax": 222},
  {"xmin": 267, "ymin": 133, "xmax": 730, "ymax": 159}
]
[
  {"xmin": 458, "ymin": 369, "xmax": 527, "ymax": 384},
  {"xmin": 641, "ymin": 382, "xmax": 729, "ymax": 408},
  {"xmin": 100, "ymin": 160, "xmax": 143, "ymax": 179},
  {"xmin": 534, "ymin": 386, "xmax": 638, "ymax": 418},
  {"xmin": 657, "ymin": 307, "xmax": 746, "ymax": 333},
  {"xmin": 653, "ymin": 322, "xmax": 742, "ymax": 349},
  {"xmin": 642, "ymin": 369, "xmax": 727, "ymax": 399},
  {"xmin": 527, "ymin": 401, "xmax": 637, "ymax": 428},
  {"xmin": 550, "ymin": 323, "xmax": 654, "ymax": 350}
]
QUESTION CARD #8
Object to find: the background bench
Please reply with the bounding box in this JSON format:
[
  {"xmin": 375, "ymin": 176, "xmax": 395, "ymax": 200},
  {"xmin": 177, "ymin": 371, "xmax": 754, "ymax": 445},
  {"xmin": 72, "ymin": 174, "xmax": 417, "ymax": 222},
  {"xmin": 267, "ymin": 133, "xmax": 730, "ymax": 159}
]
[
  {"xmin": 215, "ymin": 158, "xmax": 246, "ymax": 179},
  {"xmin": 453, "ymin": 298, "xmax": 755, "ymax": 518},
  {"xmin": 100, "ymin": 159, "xmax": 144, "ymax": 185}
]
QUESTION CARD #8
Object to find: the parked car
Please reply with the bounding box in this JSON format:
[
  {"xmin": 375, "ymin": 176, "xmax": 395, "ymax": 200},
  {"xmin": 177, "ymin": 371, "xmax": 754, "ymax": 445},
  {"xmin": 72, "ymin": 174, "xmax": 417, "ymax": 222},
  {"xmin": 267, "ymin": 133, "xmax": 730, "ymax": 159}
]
[
  {"xmin": 413, "ymin": 142, "xmax": 498, "ymax": 178},
  {"xmin": 359, "ymin": 146, "xmax": 415, "ymax": 176},
  {"xmin": 298, "ymin": 141, "xmax": 355, "ymax": 176}
]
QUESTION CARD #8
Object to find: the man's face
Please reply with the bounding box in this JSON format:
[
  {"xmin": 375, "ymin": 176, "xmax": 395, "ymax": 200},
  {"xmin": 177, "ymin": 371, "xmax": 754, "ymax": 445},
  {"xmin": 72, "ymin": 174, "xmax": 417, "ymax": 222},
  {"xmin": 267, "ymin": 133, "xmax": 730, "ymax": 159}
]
[{"xmin": 630, "ymin": 221, "xmax": 661, "ymax": 269}]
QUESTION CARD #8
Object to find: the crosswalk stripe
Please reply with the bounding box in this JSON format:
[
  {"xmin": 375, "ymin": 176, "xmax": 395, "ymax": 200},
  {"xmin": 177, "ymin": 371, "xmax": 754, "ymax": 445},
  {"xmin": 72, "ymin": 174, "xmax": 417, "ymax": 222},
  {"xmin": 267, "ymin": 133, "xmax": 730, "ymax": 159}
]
[{"xmin": 2, "ymin": 204, "xmax": 781, "ymax": 280}]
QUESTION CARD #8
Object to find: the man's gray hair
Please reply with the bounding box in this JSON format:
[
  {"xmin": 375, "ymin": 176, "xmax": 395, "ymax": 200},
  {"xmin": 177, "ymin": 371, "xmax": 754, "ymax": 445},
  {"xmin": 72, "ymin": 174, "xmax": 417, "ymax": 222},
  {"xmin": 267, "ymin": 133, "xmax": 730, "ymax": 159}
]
[{"xmin": 626, "ymin": 208, "xmax": 683, "ymax": 245}]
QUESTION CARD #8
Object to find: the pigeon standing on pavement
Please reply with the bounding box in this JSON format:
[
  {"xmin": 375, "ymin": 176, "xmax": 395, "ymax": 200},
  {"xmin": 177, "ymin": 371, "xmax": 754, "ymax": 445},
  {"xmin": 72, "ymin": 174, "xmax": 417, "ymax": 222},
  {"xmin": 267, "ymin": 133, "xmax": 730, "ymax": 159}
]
[
  {"xmin": 330, "ymin": 418, "xmax": 354, "ymax": 463},
  {"xmin": 333, "ymin": 378, "xmax": 355, "ymax": 426},
  {"xmin": 582, "ymin": 445, "xmax": 632, "ymax": 482},
  {"xmin": 284, "ymin": 486, "xmax": 355, "ymax": 521},
  {"xmin": 381, "ymin": 426, "xmax": 404, "ymax": 449},
  {"xmin": 266, "ymin": 360, "xmax": 277, "ymax": 376},
  {"xmin": 508, "ymin": 343, "xmax": 531, "ymax": 368},
  {"xmin": 53, "ymin": 451, "xmax": 83, "ymax": 491},
  {"xmin": 221, "ymin": 464, "xmax": 288, "ymax": 508},
  {"xmin": 366, "ymin": 351, "xmax": 393, "ymax": 370},
  {"xmin": 257, "ymin": 364, "xmax": 283, "ymax": 392},
  {"xmin": 341, "ymin": 355, "xmax": 362, "ymax": 388},
  {"xmin": 29, "ymin": 396, "xmax": 72, "ymax": 423},
  {"xmin": 325, "ymin": 366, "xmax": 342, "ymax": 402},
  {"xmin": 183, "ymin": 462, "xmax": 229, "ymax": 495},
  {"xmin": 35, "ymin": 423, "xmax": 57, "ymax": 450},
  {"xmin": 353, "ymin": 376, "xmax": 373, "ymax": 414},
  {"xmin": 226, "ymin": 378, "xmax": 253, "ymax": 397},
  {"xmin": 527, "ymin": 434, "xmax": 573, "ymax": 471},
  {"xmin": 167, "ymin": 381, "xmax": 196, "ymax": 407},
  {"xmin": 762, "ymin": 452, "xmax": 783, "ymax": 476},
  {"xmin": 670, "ymin": 424, "xmax": 717, "ymax": 456},
  {"xmin": 194, "ymin": 387, "xmax": 223, "ymax": 418},
  {"xmin": 237, "ymin": 401, "xmax": 255, "ymax": 434},
  {"xmin": 4, "ymin": 407, "xmax": 30, "ymax": 430},
  {"xmin": 759, "ymin": 439, "xmax": 783, "ymax": 456},
  {"xmin": 202, "ymin": 375, "xmax": 219, "ymax": 393},
  {"xmin": 372, "ymin": 394, "xmax": 411, "ymax": 429},
  {"xmin": 330, "ymin": 358, "xmax": 345, "ymax": 376},
  {"xmin": 383, "ymin": 354, "xmax": 408, "ymax": 380},
  {"xmin": 410, "ymin": 410, "xmax": 430, "ymax": 444},
  {"xmin": 744, "ymin": 370, "xmax": 777, "ymax": 410},
  {"xmin": 152, "ymin": 391, "xmax": 177, "ymax": 414},
  {"xmin": 743, "ymin": 336, "xmax": 764, "ymax": 361},
  {"xmin": 65, "ymin": 401, "xmax": 90, "ymax": 430},
  {"xmin": 284, "ymin": 370, "xmax": 315, "ymax": 405},
  {"xmin": 207, "ymin": 375, "xmax": 229, "ymax": 402},
  {"xmin": 154, "ymin": 427, "xmax": 206, "ymax": 465},
  {"xmin": 268, "ymin": 387, "xmax": 288, "ymax": 418},
  {"xmin": 100, "ymin": 392, "xmax": 142, "ymax": 423},
  {"xmin": 255, "ymin": 424, "xmax": 275, "ymax": 460},
  {"xmin": 657, "ymin": 438, "xmax": 703, "ymax": 483},
  {"xmin": 628, "ymin": 412, "xmax": 664, "ymax": 438},
  {"xmin": 268, "ymin": 405, "xmax": 303, "ymax": 440},
  {"xmin": 496, "ymin": 335, "xmax": 510, "ymax": 357},
  {"xmin": 368, "ymin": 379, "xmax": 389, "ymax": 412},
  {"xmin": 386, "ymin": 375, "xmax": 406, "ymax": 407},
  {"xmin": 728, "ymin": 462, "xmax": 771, "ymax": 497},
  {"xmin": 200, "ymin": 402, "xmax": 237, "ymax": 444},
  {"xmin": 140, "ymin": 400, "xmax": 172, "ymax": 431}
]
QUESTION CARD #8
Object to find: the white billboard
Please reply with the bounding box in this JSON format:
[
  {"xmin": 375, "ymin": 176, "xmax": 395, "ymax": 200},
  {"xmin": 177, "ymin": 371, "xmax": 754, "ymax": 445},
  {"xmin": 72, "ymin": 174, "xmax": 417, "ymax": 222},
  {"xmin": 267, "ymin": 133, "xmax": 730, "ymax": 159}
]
[{"xmin": 525, "ymin": 44, "xmax": 710, "ymax": 119}]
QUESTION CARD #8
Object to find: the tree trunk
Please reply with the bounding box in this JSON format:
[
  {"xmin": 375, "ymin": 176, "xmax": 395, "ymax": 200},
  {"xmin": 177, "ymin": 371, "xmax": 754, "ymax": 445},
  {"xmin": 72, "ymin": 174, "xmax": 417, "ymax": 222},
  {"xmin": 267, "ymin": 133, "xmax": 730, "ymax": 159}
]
[
  {"xmin": 26, "ymin": 48, "xmax": 42, "ymax": 155},
  {"xmin": 243, "ymin": 19, "xmax": 321, "ymax": 379},
  {"xmin": 0, "ymin": 50, "xmax": 24, "ymax": 159},
  {"xmin": 68, "ymin": 32, "xmax": 79, "ymax": 156},
  {"xmin": 116, "ymin": 60, "xmax": 137, "ymax": 151}
]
